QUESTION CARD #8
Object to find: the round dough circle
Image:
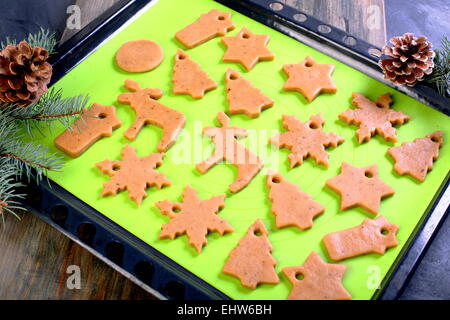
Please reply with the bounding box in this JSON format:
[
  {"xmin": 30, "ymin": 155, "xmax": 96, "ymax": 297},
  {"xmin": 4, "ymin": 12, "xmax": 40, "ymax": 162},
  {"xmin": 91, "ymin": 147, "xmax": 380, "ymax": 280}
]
[{"xmin": 116, "ymin": 40, "xmax": 164, "ymax": 73}]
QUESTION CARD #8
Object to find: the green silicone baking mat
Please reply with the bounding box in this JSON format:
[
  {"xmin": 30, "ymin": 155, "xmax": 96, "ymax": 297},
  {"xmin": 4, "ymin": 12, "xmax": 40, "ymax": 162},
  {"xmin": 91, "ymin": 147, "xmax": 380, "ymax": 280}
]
[{"xmin": 37, "ymin": 0, "xmax": 450, "ymax": 300}]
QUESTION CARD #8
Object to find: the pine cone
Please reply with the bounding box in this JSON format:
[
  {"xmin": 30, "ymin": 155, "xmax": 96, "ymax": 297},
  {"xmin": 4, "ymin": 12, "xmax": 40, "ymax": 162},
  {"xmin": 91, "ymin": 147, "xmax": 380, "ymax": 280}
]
[
  {"xmin": 379, "ymin": 33, "xmax": 435, "ymax": 86},
  {"xmin": 0, "ymin": 41, "xmax": 52, "ymax": 107}
]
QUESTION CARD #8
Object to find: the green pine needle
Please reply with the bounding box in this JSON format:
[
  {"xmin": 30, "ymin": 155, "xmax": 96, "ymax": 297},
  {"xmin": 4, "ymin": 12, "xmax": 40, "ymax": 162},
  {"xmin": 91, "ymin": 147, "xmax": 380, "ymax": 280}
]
[
  {"xmin": 1, "ymin": 27, "xmax": 57, "ymax": 55},
  {"xmin": 425, "ymin": 36, "xmax": 450, "ymax": 98},
  {"xmin": 8, "ymin": 87, "xmax": 89, "ymax": 137},
  {"xmin": 0, "ymin": 158, "xmax": 25, "ymax": 221},
  {"xmin": 0, "ymin": 108, "xmax": 64, "ymax": 183},
  {"xmin": 26, "ymin": 28, "xmax": 58, "ymax": 55}
]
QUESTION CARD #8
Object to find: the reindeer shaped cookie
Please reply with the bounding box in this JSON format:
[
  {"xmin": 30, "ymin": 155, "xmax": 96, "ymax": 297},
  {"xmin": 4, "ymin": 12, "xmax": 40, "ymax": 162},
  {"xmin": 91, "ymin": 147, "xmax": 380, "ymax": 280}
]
[
  {"xmin": 118, "ymin": 79, "xmax": 186, "ymax": 152},
  {"xmin": 196, "ymin": 112, "xmax": 263, "ymax": 193}
]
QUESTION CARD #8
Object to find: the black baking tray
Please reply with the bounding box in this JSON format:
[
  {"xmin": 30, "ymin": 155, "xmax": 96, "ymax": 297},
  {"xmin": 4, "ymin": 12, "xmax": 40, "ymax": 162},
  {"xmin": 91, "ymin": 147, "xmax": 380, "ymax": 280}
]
[{"xmin": 23, "ymin": 0, "xmax": 450, "ymax": 300}]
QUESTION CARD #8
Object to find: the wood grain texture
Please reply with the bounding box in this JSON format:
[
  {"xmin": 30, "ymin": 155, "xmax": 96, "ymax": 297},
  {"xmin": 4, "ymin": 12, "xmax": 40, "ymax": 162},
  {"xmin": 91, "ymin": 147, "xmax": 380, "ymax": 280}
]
[
  {"xmin": 0, "ymin": 212, "xmax": 155, "ymax": 300},
  {"xmin": 60, "ymin": 0, "xmax": 121, "ymax": 43},
  {"xmin": 281, "ymin": 0, "xmax": 387, "ymax": 48}
]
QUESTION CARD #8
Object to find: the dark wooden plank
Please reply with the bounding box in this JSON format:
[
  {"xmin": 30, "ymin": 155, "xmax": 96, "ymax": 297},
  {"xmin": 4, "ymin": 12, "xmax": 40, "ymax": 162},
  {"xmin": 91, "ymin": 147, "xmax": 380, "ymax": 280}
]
[
  {"xmin": 0, "ymin": 211, "xmax": 155, "ymax": 300},
  {"xmin": 282, "ymin": 0, "xmax": 387, "ymax": 48}
]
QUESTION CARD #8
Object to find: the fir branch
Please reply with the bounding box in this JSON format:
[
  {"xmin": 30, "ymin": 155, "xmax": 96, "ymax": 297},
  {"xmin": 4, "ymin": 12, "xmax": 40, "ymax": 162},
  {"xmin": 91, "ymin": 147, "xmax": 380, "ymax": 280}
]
[
  {"xmin": 0, "ymin": 158, "xmax": 25, "ymax": 221},
  {"xmin": 0, "ymin": 28, "xmax": 88, "ymax": 223},
  {"xmin": 0, "ymin": 110, "xmax": 63, "ymax": 182},
  {"xmin": 6, "ymin": 87, "xmax": 89, "ymax": 137},
  {"xmin": 26, "ymin": 28, "xmax": 58, "ymax": 55},
  {"xmin": 425, "ymin": 36, "xmax": 450, "ymax": 98},
  {"xmin": 0, "ymin": 139, "xmax": 64, "ymax": 183},
  {"xmin": 1, "ymin": 28, "xmax": 57, "ymax": 55},
  {"xmin": 0, "ymin": 36, "xmax": 16, "ymax": 50}
]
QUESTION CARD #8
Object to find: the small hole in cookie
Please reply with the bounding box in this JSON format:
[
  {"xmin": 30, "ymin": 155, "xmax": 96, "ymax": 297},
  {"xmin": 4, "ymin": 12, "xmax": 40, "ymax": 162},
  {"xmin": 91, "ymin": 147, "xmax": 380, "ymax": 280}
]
[
  {"xmin": 271, "ymin": 176, "xmax": 281, "ymax": 184},
  {"xmin": 309, "ymin": 123, "xmax": 318, "ymax": 129},
  {"xmin": 295, "ymin": 272, "xmax": 304, "ymax": 280},
  {"xmin": 218, "ymin": 15, "xmax": 225, "ymax": 21},
  {"xmin": 305, "ymin": 61, "xmax": 313, "ymax": 67},
  {"xmin": 172, "ymin": 206, "xmax": 181, "ymax": 213},
  {"xmin": 431, "ymin": 136, "xmax": 439, "ymax": 143},
  {"xmin": 365, "ymin": 171, "xmax": 373, "ymax": 178},
  {"xmin": 381, "ymin": 228, "xmax": 389, "ymax": 235},
  {"xmin": 178, "ymin": 54, "xmax": 186, "ymax": 60},
  {"xmin": 229, "ymin": 74, "xmax": 237, "ymax": 80},
  {"xmin": 254, "ymin": 230, "xmax": 262, "ymax": 236},
  {"xmin": 242, "ymin": 33, "xmax": 250, "ymax": 39},
  {"xmin": 112, "ymin": 164, "xmax": 120, "ymax": 171},
  {"xmin": 98, "ymin": 113, "xmax": 107, "ymax": 119}
]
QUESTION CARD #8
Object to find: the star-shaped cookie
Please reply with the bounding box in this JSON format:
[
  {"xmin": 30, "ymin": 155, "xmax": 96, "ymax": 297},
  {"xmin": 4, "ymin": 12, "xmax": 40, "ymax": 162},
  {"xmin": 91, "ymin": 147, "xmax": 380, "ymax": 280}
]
[
  {"xmin": 282, "ymin": 56, "xmax": 337, "ymax": 102},
  {"xmin": 282, "ymin": 251, "xmax": 351, "ymax": 300},
  {"xmin": 96, "ymin": 145, "xmax": 171, "ymax": 206},
  {"xmin": 157, "ymin": 186, "xmax": 233, "ymax": 253},
  {"xmin": 339, "ymin": 93, "xmax": 410, "ymax": 143},
  {"xmin": 326, "ymin": 162, "xmax": 395, "ymax": 215},
  {"xmin": 269, "ymin": 113, "xmax": 344, "ymax": 168},
  {"xmin": 221, "ymin": 27, "xmax": 275, "ymax": 71}
]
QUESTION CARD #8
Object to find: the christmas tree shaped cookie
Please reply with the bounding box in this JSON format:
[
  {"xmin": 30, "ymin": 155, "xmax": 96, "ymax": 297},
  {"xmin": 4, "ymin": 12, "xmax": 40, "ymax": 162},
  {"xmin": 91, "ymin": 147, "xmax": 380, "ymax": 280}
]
[
  {"xmin": 225, "ymin": 68, "xmax": 274, "ymax": 118},
  {"xmin": 96, "ymin": 145, "xmax": 171, "ymax": 206},
  {"xmin": 282, "ymin": 251, "xmax": 352, "ymax": 300},
  {"xmin": 326, "ymin": 162, "xmax": 395, "ymax": 215},
  {"xmin": 387, "ymin": 131, "xmax": 443, "ymax": 181},
  {"xmin": 267, "ymin": 171, "xmax": 325, "ymax": 230},
  {"xmin": 172, "ymin": 49, "xmax": 217, "ymax": 99},
  {"xmin": 118, "ymin": 79, "xmax": 186, "ymax": 152},
  {"xmin": 339, "ymin": 92, "xmax": 410, "ymax": 143},
  {"xmin": 196, "ymin": 112, "xmax": 263, "ymax": 193},
  {"xmin": 269, "ymin": 113, "xmax": 344, "ymax": 168},
  {"xmin": 222, "ymin": 219, "xmax": 279, "ymax": 289},
  {"xmin": 282, "ymin": 56, "xmax": 337, "ymax": 102},
  {"xmin": 221, "ymin": 27, "xmax": 275, "ymax": 71},
  {"xmin": 157, "ymin": 186, "xmax": 233, "ymax": 253}
]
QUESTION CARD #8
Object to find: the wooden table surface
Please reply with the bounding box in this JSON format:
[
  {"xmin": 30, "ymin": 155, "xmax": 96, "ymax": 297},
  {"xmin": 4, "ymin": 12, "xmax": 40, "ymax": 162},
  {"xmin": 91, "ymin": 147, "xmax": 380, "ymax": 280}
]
[
  {"xmin": 0, "ymin": 211, "xmax": 154, "ymax": 299},
  {"xmin": 2, "ymin": 0, "xmax": 446, "ymax": 300}
]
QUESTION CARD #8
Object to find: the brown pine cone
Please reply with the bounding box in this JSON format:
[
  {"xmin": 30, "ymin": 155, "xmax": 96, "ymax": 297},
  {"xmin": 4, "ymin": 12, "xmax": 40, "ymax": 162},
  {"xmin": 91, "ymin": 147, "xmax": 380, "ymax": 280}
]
[
  {"xmin": 0, "ymin": 41, "xmax": 52, "ymax": 107},
  {"xmin": 379, "ymin": 33, "xmax": 435, "ymax": 86}
]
